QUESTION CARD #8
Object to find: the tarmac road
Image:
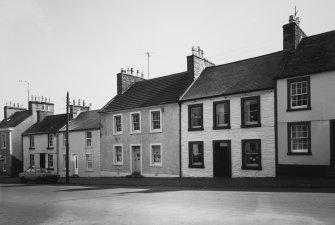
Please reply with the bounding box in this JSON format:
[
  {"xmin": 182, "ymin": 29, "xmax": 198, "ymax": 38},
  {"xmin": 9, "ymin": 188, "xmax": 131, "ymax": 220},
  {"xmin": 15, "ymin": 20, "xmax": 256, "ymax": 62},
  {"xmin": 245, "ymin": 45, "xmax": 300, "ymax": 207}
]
[{"xmin": 1, "ymin": 183, "xmax": 335, "ymax": 225}]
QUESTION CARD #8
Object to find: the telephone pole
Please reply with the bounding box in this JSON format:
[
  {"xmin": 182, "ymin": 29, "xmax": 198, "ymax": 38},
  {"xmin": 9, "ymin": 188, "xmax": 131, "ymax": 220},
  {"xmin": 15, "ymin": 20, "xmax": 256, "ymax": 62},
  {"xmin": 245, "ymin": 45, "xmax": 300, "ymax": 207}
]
[{"xmin": 66, "ymin": 91, "xmax": 70, "ymax": 184}]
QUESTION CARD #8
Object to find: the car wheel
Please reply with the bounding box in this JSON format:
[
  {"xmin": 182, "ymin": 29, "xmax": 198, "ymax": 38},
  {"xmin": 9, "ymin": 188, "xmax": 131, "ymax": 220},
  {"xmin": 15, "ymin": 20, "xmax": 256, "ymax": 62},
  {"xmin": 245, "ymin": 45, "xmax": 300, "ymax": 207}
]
[
  {"xmin": 36, "ymin": 177, "xmax": 42, "ymax": 184},
  {"xmin": 20, "ymin": 177, "xmax": 27, "ymax": 184}
]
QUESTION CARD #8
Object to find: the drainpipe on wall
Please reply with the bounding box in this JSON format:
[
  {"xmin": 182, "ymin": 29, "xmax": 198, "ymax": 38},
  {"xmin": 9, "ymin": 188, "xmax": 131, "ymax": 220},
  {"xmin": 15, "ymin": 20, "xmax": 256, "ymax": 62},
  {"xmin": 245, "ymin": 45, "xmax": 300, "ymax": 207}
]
[{"xmin": 178, "ymin": 101, "xmax": 182, "ymax": 178}]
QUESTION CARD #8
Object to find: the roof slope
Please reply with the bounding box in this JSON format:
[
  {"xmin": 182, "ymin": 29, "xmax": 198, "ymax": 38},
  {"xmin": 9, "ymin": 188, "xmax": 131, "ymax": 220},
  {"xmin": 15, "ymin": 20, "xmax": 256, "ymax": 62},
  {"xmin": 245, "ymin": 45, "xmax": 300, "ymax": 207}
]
[
  {"xmin": 279, "ymin": 30, "xmax": 335, "ymax": 78},
  {"xmin": 23, "ymin": 114, "xmax": 67, "ymax": 135},
  {"xmin": 101, "ymin": 72, "xmax": 192, "ymax": 112},
  {"xmin": 59, "ymin": 110, "xmax": 100, "ymax": 132},
  {"xmin": 182, "ymin": 51, "xmax": 284, "ymax": 101},
  {"xmin": 0, "ymin": 110, "xmax": 31, "ymax": 129}
]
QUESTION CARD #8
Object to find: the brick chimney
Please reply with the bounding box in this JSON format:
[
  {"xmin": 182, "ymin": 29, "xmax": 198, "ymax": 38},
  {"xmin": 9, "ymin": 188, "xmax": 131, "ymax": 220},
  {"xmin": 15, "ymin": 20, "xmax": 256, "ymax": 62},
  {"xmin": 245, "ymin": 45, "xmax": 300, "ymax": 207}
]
[
  {"xmin": 283, "ymin": 15, "xmax": 307, "ymax": 51},
  {"xmin": 4, "ymin": 104, "xmax": 26, "ymax": 120},
  {"xmin": 69, "ymin": 100, "xmax": 90, "ymax": 119},
  {"xmin": 28, "ymin": 96, "xmax": 55, "ymax": 121},
  {"xmin": 187, "ymin": 46, "xmax": 215, "ymax": 81},
  {"xmin": 117, "ymin": 68, "xmax": 145, "ymax": 95}
]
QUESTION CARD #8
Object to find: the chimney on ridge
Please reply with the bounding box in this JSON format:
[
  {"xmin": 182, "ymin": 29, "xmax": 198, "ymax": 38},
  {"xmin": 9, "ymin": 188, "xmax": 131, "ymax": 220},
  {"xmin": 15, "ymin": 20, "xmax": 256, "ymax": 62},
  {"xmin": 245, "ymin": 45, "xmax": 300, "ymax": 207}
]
[
  {"xmin": 187, "ymin": 46, "xmax": 215, "ymax": 81},
  {"xmin": 117, "ymin": 68, "xmax": 146, "ymax": 95},
  {"xmin": 283, "ymin": 15, "xmax": 307, "ymax": 51}
]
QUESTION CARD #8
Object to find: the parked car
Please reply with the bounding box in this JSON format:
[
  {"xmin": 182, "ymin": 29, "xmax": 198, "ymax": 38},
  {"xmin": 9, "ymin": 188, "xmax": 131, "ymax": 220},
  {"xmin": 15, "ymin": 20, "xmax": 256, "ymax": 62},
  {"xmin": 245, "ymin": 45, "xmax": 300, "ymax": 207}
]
[{"xmin": 19, "ymin": 168, "xmax": 60, "ymax": 184}]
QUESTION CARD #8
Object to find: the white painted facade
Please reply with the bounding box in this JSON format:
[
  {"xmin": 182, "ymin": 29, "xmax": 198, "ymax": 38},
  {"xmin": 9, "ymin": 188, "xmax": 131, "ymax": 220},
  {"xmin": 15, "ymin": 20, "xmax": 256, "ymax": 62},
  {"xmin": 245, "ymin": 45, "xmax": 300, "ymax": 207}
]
[
  {"xmin": 58, "ymin": 129, "xmax": 101, "ymax": 177},
  {"xmin": 181, "ymin": 90, "xmax": 276, "ymax": 177}
]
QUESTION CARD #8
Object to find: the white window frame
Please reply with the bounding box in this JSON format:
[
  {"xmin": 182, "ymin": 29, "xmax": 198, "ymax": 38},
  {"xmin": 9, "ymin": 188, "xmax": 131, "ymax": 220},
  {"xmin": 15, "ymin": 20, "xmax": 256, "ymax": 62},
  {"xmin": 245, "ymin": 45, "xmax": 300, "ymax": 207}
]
[
  {"xmin": 130, "ymin": 112, "xmax": 141, "ymax": 134},
  {"xmin": 1, "ymin": 133, "xmax": 6, "ymax": 149},
  {"xmin": 85, "ymin": 131, "xmax": 92, "ymax": 147},
  {"xmin": 149, "ymin": 109, "xmax": 162, "ymax": 133},
  {"xmin": 290, "ymin": 80, "xmax": 309, "ymax": 109},
  {"xmin": 113, "ymin": 144, "xmax": 124, "ymax": 165},
  {"xmin": 48, "ymin": 154, "xmax": 54, "ymax": 168},
  {"xmin": 30, "ymin": 135, "xmax": 35, "ymax": 149},
  {"xmin": 86, "ymin": 154, "xmax": 93, "ymax": 170},
  {"xmin": 30, "ymin": 154, "xmax": 35, "ymax": 168},
  {"xmin": 150, "ymin": 143, "xmax": 162, "ymax": 167},
  {"xmin": 113, "ymin": 114, "xmax": 123, "ymax": 135},
  {"xmin": 48, "ymin": 134, "xmax": 54, "ymax": 148},
  {"xmin": 2, "ymin": 156, "xmax": 6, "ymax": 172},
  {"xmin": 291, "ymin": 124, "xmax": 309, "ymax": 153}
]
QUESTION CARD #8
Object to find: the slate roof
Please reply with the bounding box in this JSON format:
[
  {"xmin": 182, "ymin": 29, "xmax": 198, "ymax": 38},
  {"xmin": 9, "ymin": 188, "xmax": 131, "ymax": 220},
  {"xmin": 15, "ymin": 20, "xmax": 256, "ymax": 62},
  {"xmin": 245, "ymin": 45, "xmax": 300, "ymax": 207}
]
[
  {"xmin": 100, "ymin": 72, "xmax": 193, "ymax": 112},
  {"xmin": 22, "ymin": 114, "xmax": 67, "ymax": 135},
  {"xmin": 278, "ymin": 30, "xmax": 335, "ymax": 78},
  {"xmin": 0, "ymin": 110, "xmax": 31, "ymax": 129},
  {"xmin": 181, "ymin": 51, "xmax": 284, "ymax": 101},
  {"xmin": 59, "ymin": 110, "xmax": 100, "ymax": 132}
]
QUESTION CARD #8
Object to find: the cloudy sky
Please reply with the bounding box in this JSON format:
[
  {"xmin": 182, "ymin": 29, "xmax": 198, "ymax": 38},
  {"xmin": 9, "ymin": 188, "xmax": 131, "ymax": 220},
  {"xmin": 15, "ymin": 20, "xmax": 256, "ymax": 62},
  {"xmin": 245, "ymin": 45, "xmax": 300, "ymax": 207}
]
[{"xmin": 1, "ymin": 0, "xmax": 335, "ymax": 120}]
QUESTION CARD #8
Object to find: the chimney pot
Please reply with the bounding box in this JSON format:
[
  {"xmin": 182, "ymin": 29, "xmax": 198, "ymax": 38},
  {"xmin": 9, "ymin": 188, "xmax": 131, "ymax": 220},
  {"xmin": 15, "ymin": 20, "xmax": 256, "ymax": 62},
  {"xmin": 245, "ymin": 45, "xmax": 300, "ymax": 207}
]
[
  {"xmin": 83, "ymin": 100, "xmax": 86, "ymax": 106},
  {"xmin": 131, "ymin": 68, "xmax": 133, "ymax": 75},
  {"xmin": 78, "ymin": 99, "xmax": 81, "ymax": 106},
  {"xmin": 289, "ymin": 15, "xmax": 295, "ymax": 23},
  {"xmin": 9, "ymin": 101, "xmax": 12, "ymax": 106}
]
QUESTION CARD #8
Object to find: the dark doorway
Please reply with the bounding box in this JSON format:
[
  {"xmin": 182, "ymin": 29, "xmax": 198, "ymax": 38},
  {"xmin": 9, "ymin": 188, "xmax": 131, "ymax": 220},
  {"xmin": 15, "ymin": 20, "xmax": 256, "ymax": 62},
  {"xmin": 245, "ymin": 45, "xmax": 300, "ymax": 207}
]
[
  {"xmin": 331, "ymin": 120, "xmax": 335, "ymax": 168},
  {"xmin": 40, "ymin": 153, "xmax": 45, "ymax": 168},
  {"xmin": 213, "ymin": 140, "xmax": 231, "ymax": 177}
]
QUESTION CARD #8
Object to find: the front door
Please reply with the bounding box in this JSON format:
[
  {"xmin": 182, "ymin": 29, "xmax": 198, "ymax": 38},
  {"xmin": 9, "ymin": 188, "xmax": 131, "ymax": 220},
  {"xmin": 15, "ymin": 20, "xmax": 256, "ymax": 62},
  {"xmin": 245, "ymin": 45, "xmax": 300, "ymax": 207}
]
[
  {"xmin": 213, "ymin": 141, "xmax": 231, "ymax": 177},
  {"xmin": 132, "ymin": 146, "xmax": 141, "ymax": 174},
  {"xmin": 73, "ymin": 154, "xmax": 79, "ymax": 175},
  {"xmin": 331, "ymin": 121, "xmax": 335, "ymax": 168},
  {"xmin": 40, "ymin": 153, "xmax": 46, "ymax": 168}
]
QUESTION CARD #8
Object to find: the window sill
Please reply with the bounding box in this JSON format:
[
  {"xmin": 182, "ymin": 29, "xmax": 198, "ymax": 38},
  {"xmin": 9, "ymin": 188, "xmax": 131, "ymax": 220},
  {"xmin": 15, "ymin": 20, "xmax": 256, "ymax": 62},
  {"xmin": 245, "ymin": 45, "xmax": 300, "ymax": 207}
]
[
  {"xmin": 188, "ymin": 127, "xmax": 204, "ymax": 131},
  {"xmin": 287, "ymin": 152, "xmax": 312, "ymax": 155},
  {"xmin": 113, "ymin": 163, "xmax": 124, "ymax": 166},
  {"xmin": 29, "ymin": 148, "xmax": 35, "ymax": 150},
  {"xmin": 241, "ymin": 124, "xmax": 261, "ymax": 128},
  {"xmin": 150, "ymin": 164, "xmax": 162, "ymax": 167},
  {"xmin": 242, "ymin": 166, "xmax": 262, "ymax": 170},
  {"xmin": 213, "ymin": 126, "xmax": 231, "ymax": 130},
  {"xmin": 47, "ymin": 147, "xmax": 54, "ymax": 150},
  {"xmin": 130, "ymin": 131, "xmax": 142, "ymax": 135},
  {"xmin": 85, "ymin": 169, "xmax": 94, "ymax": 172},
  {"xmin": 85, "ymin": 146, "xmax": 93, "ymax": 149},
  {"xmin": 287, "ymin": 107, "xmax": 312, "ymax": 112},
  {"xmin": 189, "ymin": 165, "xmax": 204, "ymax": 169},
  {"xmin": 150, "ymin": 130, "xmax": 163, "ymax": 133}
]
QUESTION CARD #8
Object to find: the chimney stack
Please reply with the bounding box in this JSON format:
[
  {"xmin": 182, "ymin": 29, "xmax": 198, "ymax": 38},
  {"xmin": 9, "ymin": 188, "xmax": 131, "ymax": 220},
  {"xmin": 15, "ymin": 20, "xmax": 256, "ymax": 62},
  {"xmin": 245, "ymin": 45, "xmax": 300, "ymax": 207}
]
[
  {"xmin": 3, "ymin": 102, "xmax": 26, "ymax": 119},
  {"xmin": 283, "ymin": 15, "xmax": 306, "ymax": 51},
  {"xmin": 117, "ymin": 67, "xmax": 146, "ymax": 95},
  {"xmin": 187, "ymin": 46, "xmax": 215, "ymax": 80}
]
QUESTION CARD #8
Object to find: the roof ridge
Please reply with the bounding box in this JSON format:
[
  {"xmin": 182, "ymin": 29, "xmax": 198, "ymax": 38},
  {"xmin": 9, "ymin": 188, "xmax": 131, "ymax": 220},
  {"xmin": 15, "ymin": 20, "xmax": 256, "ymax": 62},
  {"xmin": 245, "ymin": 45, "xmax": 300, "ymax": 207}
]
[
  {"xmin": 303, "ymin": 29, "xmax": 335, "ymax": 39},
  {"xmin": 136, "ymin": 71, "xmax": 188, "ymax": 83},
  {"xmin": 208, "ymin": 51, "xmax": 283, "ymax": 69}
]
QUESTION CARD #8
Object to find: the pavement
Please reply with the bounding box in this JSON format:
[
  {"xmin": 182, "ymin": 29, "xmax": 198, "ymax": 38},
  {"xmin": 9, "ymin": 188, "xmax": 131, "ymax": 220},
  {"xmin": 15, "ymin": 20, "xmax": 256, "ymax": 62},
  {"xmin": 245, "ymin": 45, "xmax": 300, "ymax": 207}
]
[{"xmin": 1, "ymin": 175, "xmax": 335, "ymax": 189}]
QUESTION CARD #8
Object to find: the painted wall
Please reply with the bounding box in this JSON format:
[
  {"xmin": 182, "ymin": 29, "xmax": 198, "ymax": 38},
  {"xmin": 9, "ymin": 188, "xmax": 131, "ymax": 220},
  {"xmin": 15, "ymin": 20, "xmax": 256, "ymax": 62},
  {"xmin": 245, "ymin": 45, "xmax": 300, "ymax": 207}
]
[
  {"xmin": 181, "ymin": 90, "xmax": 276, "ymax": 178},
  {"xmin": 58, "ymin": 129, "xmax": 100, "ymax": 177},
  {"xmin": 23, "ymin": 133, "xmax": 58, "ymax": 171},
  {"xmin": 100, "ymin": 103, "xmax": 180, "ymax": 177},
  {"xmin": 277, "ymin": 71, "xmax": 335, "ymax": 165},
  {"xmin": 0, "ymin": 130, "xmax": 11, "ymax": 175}
]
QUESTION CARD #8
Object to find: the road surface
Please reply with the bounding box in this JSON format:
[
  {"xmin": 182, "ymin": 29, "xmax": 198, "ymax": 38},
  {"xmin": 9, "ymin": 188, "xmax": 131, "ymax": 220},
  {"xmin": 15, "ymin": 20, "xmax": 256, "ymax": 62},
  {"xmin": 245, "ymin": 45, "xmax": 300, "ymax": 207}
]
[{"xmin": 1, "ymin": 183, "xmax": 335, "ymax": 225}]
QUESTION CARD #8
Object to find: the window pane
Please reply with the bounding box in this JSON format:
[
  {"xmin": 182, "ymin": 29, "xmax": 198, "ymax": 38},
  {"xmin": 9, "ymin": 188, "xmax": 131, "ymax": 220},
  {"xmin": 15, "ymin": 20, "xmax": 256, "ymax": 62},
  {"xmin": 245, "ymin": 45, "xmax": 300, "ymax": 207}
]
[
  {"xmin": 132, "ymin": 114, "xmax": 140, "ymax": 131},
  {"xmin": 191, "ymin": 106, "xmax": 202, "ymax": 128},
  {"xmin": 115, "ymin": 146, "xmax": 122, "ymax": 163},
  {"xmin": 244, "ymin": 99, "xmax": 259, "ymax": 125},
  {"xmin": 191, "ymin": 143, "xmax": 203, "ymax": 166},
  {"xmin": 244, "ymin": 141, "xmax": 261, "ymax": 168},
  {"xmin": 152, "ymin": 145, "xmax": 161, "ymax": 164},
  {"xmin": 151, "ymin": 111, "xmax": 161, "ymax": 130},
  {"xmin": 115, "ymin": 116, "xmax": 122, "ymax": 132},
  {"xmin": 215, "ymin": 103, "xmax": 229, "ymax": 126}
]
